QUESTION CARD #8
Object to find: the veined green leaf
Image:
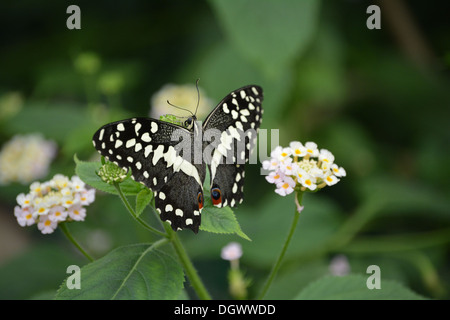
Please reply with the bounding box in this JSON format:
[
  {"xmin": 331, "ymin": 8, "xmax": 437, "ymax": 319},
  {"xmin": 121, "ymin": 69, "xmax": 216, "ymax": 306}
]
[
  {"xmin": 135, "ymin": 188, "xmax": 153, "ymax": 218},
  {"xmin": 200, "ymin": 195, "xmax": 250, "ymax": 241},
  {"xmin": 74, "ymin": 155, "xmax": 143, "ymax": 196},
  {"xmin": 55, "ymin": 243, "xmax": 184, "ymax": 300}
]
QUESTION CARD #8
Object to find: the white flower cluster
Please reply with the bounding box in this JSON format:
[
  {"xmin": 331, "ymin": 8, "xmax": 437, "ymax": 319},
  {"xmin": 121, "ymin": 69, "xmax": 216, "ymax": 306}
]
[
  {"xmin": 150, "ymin": 83, "xmax": 213, "ymax": 120},
  {"xmin": 14, "ymin": 174, "xmax": 95, "ymax": 234},
  {"xmin": 0, "ymin": 134, "xmax": 56, "ymax": 185},
  {"xmin": 263, "ymin": 141, "xmax": 346, "ymax": 196}
]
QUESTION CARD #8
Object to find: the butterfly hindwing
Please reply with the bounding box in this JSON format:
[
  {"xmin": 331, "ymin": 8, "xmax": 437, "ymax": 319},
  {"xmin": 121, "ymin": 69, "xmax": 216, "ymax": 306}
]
[
  {"xmin": 203, "ymin": 85, "xmax": 263, "ymax": 208},
  {"xmin": 155, "ymin": 170, "xmax": 203, "ymax": 233}
]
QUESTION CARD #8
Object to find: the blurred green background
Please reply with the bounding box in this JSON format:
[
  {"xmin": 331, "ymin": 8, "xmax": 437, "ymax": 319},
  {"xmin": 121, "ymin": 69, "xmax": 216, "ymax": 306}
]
[{"xmin": 0, "ymin": 0, "xmax": 449, "ymax": 299}]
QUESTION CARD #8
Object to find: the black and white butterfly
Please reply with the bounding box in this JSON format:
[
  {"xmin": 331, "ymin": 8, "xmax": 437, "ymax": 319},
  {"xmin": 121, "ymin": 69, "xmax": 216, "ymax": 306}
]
[{"xmin": 92, "ymin": 85, "xmax": 263, "ymax": 233}]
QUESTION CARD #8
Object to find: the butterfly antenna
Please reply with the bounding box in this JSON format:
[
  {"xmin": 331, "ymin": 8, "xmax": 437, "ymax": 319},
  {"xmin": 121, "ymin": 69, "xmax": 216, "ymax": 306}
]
[
  {"xmin": 194, "ymin": 78, "xmax": 200, "ymax": 116},
  {"xmin": 166, "ymin": 100, "xmax": 194, "ymax": 117}
]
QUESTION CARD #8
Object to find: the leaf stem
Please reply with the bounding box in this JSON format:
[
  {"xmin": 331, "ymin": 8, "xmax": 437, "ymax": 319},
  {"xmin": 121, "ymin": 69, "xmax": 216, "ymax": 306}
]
[
  {"xmin": 113, "ymin": 182, "xmax": 168, "ymax": 238},
  {"xmin": 59, "ymin": 222, "xmax": 94, "ymax": 262},
  {"xmin": 257, "ymin": 191, "xmax": 304, "ymax": 300},
  {"xmin": 163, "ymin": 223, "xmax": 212, "ymax": 300}
]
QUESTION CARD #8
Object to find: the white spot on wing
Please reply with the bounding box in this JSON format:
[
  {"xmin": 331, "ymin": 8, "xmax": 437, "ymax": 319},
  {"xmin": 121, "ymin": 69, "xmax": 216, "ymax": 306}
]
[
  {"xmin": 134, "ymin": 123, "xmax": 142, "ymax": 135},
  {"xmin": 152, "ymin": 145, "xmax": 165, "ymax": 165},
  {"xmin": 240, "ymin": 109, "xmax": 250, "ymax": 116},
  {"xmin": 228, "ymin": 126, "xmax": 241, "ymax": 141},
  {"xmin": 141, "ymin": 132, "xmax": 152, "ymax": 142},
  {"xmin": 99, "ymin": 129, "xmax": 105, "ymax": 141},
  {"xmin": 179, "ymin": 160, "xmax": 202, "ymax": 187},
  {"xmin": 144, "ymin": 145, "xmax": 153, "ymax": 158},
  {"xmin": 163, "ymin": 146, "xmax": 177, "ymax": 168},
  {"xmin": 135, "ymin": 143, "xmax": 142, "ymax": 152},
  {"xmin": 126, "ymin": 138, "xmax": 136, "ymax": 148},
  {"xmin": 115, "ymin": 140, "xmax": 123, "ymax": 148},
  {"xmin": 151, "ymin": 122, "xmax": 158, "ymax": 133}
]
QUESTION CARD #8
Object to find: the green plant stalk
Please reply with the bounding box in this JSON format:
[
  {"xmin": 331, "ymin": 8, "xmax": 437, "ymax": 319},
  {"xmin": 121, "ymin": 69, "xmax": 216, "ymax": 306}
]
[
  {"xmin": 59, "ymin": 222, "xmax": 94, "ymax": 262},
  {"xmin": 113, "ymin": 182, "xmax": 168, "ymax": 238},
  {"xmin": 257, "ymin": 191, "xmax": 304, "ymax": 300},
  {"xmin": 163, "ymin": 223, "xmax": 212, "ymax": 300}
]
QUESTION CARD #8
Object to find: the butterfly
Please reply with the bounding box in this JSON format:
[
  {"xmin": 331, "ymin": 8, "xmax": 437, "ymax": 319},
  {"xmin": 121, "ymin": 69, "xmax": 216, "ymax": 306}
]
[{"xmin": 92, "ymin": 85, "xmax": 263, "ymax": 233}]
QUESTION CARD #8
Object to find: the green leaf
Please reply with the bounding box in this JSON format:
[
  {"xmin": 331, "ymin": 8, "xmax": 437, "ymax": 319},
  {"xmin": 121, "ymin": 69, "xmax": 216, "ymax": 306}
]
[
  {"xmin": 200, "ymin": 195, "xmax": 250, "ymax": 241},
  {"xmin": 209, "ymin": 0, "xmax": 321, "ymax": 78},
  {"xmin": 295, "ymin": 275, "xmax": 427, "ymax": 300},
  {"xmin": 74, "ymin": 155, "xmax": 143, "ymax": 196},
  {"xmin": 135, "ymin": 188, "xmax": 153, "ymax": 218},
  {"xmin": 55, "ymin": 243, "xmax": 184, "ymax": 300}
]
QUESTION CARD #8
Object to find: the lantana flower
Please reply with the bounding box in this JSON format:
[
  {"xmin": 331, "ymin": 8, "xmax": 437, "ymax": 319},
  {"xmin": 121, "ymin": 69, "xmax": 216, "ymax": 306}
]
[
  {"xmin": 0, "ymin": 134, "xmax": 56, "ymax": 185},
  {"xmin": 258, "ymin": 141, "xmax": 346, "ymax": 300},
  {"xmin": 263, "ymin": 141, "xmax": 346, "ymax": 196},
  {"xmin": 14, "ymin": 174, "xmax": 95, "ymax": 234}
]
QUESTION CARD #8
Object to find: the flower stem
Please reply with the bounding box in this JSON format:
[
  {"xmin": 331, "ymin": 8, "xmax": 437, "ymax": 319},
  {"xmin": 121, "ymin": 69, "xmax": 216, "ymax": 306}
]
[
  {"xmin": 257, "ymin": 191, "xmax": 304, "ymax": 300},
  {"xmin": 163, "ymin": 223, "xmax": 212, "ymax": 300},
  {"xmin": 113, "ymin": 182, "xmax": 168, "ymax": 238},
  {"xmin": 59, "ymin": 222, "xmax": 94, "ymax": 262}
]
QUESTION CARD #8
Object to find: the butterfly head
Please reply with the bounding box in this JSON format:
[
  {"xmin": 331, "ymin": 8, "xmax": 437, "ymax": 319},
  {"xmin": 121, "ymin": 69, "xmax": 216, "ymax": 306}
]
[{"xmin": 184, "ymin": 115, "xmax": 196, "ymax": 130}]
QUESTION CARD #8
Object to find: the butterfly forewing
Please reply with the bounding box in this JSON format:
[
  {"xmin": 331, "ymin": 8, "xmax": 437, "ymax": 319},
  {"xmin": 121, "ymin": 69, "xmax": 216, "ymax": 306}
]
[{"xmin": 92, "ymin": 118, "xmax": 206, "ymax": 233}]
